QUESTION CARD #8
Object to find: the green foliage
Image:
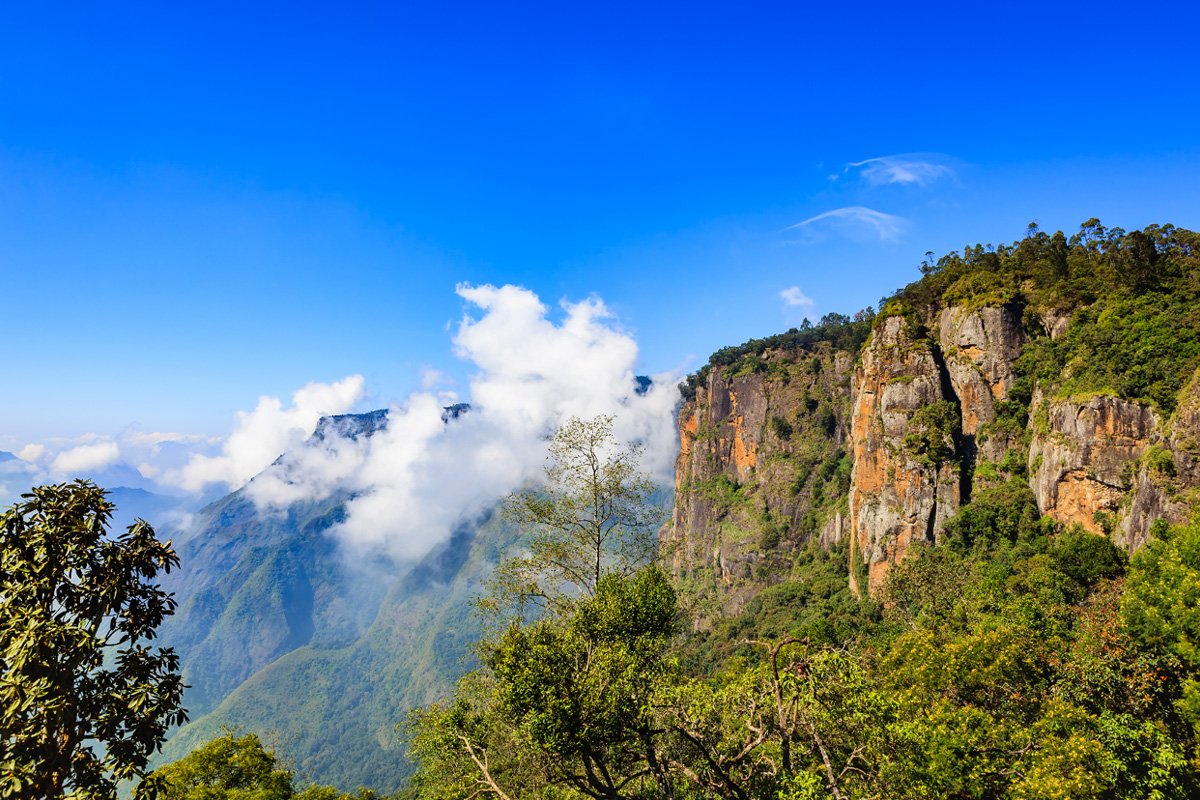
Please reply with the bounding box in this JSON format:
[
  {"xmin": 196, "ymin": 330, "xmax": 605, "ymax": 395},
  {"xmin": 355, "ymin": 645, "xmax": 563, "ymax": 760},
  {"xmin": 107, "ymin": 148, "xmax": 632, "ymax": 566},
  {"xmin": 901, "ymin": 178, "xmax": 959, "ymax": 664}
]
[
  {"xmin": 150, "ymin": 733, "xmax": 385, "ymax": 800},
  {"xmin": 0, "ymin": 481, "xmax": 187, "ymax": 800},
  {"xmin": 486, "ymin": 415, "xmax": 663, "ymax": 618},
  {"xmin": 887, "ymin": 221, "xmax": 1200, "ymax": 414},
  {"xmin": 901, "ymin": 400, "xmax": 960, "ymax": 467},
  {"xmin": 1050, "ymin": 528, "xmax": 1126, "ymax": 590},
  {"xmin": 488, "ymin": 568, "xmax": 679, "ymax": 761},
  {"xmin": 1123, "ymin": 518, "xmax": 1200, "ymax": 665},
  {"xmin": 681, "ymin": 312, "xmax": 874, "ymax": 401},
  {"xmin": 1147, "ymin": 445, "xmax": 1179, "ymax": 478},
  {"xmin": 682, "ymin": 543, "xmax": 871, "ymax": 668},
  {"xmin": 151, "ymin": 733, "xmax": 293, "ymax": 799},
  {"xmin": 409, "ymin": 567, "xmax": 682, "ymax": 800},
  {"xmin": 940, "ymin": 479, "xmax": 1044, "ymax": 555}
]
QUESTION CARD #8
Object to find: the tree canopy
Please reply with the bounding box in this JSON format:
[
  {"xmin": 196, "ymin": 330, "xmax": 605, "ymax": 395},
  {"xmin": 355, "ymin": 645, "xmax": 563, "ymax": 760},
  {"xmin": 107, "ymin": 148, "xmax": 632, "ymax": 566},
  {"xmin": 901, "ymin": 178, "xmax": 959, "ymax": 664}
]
[{"xmin": 0, "ymin": 481, "xmax": 187, "ymax": 799}]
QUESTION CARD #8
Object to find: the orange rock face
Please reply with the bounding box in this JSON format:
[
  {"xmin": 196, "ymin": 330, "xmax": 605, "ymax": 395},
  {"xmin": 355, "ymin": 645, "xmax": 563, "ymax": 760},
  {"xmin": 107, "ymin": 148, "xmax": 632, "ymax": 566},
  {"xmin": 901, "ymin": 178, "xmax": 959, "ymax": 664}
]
[
  {"xmin": 1028, "ymin": 394, "xmax": 1166, "ymax": 547},
  {"xmin": 673, "ymin": 305, "xmax": 1200, "ymax": 609},
  {"xmin": 666, "ymin": 343, "xmax": 854, "ymax": 624},
  {"xmin": 848, "ymin": 315, "xmax": 961, "ymax": 596}
]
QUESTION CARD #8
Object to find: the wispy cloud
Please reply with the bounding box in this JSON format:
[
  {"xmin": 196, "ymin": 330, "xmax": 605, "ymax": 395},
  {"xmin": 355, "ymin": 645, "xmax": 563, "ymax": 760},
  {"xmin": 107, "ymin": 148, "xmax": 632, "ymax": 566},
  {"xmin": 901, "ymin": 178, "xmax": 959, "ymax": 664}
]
[
  {"xmin": 784, "ymin": 206, "xmax": 906, "ymax": 243},
  {"xmin": 779, "ymin": 286, "xmax": 815, "ymax": 310},
  {"xmin": 843, "ymin": 153, "xmax": 956, "ymax": 187}
]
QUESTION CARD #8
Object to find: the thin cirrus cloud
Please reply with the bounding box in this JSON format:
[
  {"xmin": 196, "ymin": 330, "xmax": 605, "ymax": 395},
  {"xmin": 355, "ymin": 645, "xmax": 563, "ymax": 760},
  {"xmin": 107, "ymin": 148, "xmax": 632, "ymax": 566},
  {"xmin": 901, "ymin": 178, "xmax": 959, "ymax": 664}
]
[
  {"xmin": 842, "ymin": 153, "xmax": 957, "ymax": 187},
  {"xmin": 783, "ymin": 206, "xmax": 907, "ymax": 243}
]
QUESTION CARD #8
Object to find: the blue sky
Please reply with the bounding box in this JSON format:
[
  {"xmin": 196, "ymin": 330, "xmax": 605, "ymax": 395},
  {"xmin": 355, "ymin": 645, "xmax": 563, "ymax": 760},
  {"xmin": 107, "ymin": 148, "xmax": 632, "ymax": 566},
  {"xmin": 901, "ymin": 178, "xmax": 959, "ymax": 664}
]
[{"xmin": 3, "ymin": 1, "xmax": 1199, "ymax": 450}]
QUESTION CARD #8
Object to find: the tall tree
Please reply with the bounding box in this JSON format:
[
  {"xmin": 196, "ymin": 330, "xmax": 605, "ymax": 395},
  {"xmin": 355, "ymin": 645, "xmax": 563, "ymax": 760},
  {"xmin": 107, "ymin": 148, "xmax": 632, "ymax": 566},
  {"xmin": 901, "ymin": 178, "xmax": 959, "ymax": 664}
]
[
  {"xmin": 0, "ymin": 481, "xmax": 187, "ymax": 799},
  {"xmin": 484, "ymin": 415, "xmax": 662, "ymax": 617},
  {"xmin": 408, "ymin": 417, "xmax": 678, "ymax": 800}
]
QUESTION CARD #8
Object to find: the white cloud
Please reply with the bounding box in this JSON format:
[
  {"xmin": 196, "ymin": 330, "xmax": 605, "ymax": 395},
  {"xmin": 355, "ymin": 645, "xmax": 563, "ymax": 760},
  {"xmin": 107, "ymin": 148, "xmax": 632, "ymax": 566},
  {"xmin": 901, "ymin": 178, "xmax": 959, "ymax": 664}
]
[
  {"xmin": 16, "ymin": 284, "xmax": 681, "ymax": 566},
  {"xmin": 17, "ymin": 444, "xmax": 44, "ymax": 463},
  {"xmin": 779, "ymin": 286, "xmax": 815, "ymax": 310},
  {"xmin": 171, "ymin": 375, "xmax": 365, "ymax": 492},
  {"xmin": 844, "ymin": 154, "xmax": 956, "ymax": 187},
  {"xmin": 784, "ymin": 206, "xmax": 907, "ymax": 243},
  {"xmin": 51, "ymin": 441, "xmax": 122, "ymax": 474},
  {"xmin": 219, "ymin": 284, "xmax": 680, "ymax": 563}
]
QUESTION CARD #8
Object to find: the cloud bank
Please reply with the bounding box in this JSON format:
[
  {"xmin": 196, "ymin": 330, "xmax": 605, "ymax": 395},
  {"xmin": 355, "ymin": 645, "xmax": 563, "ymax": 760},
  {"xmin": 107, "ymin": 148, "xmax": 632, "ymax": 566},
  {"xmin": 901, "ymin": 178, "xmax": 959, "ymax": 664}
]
[
  {"xmin": 192, "ymin": 284, "xmax": 681, "ymax": 562},
  {"xmin": 9, "ymin": 285, "xmax": 680, "ymax": 565},
  {"xmin": 7, "ymin": 430, "xmax": 218, "ymax": 500},
  {"xmin": 172, "ymin": 376, "xmax": 365, "ymax": 492},
  {"xmin": 51, "ymin": 441, "xmax": 122, "ymax": 473}
]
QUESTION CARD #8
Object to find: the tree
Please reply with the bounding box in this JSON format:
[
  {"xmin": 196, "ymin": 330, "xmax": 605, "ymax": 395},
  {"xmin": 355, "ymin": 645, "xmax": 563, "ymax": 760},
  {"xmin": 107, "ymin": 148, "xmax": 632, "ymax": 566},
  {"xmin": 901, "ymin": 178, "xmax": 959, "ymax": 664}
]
[
  {"xmin": 408, "ymin": 418, "xmax": 680, "ymax": 800},
  {"xmin": 409, "ymin": 567, "xmax": 681, "ymax": 800},
  {"xmin": 0, "ymin": 481, "xmax": 187, "ymax": 799},
  {"xmin": 148, "ymin": 733, "xmax": 386, "ymax": 800},
  {"xmin": 485, "ymin": 415, "xmax": 663, "ymax": 617},
  {"xmin": 150, "ymin": 733, "xmax": 292, "ymax": 800}
]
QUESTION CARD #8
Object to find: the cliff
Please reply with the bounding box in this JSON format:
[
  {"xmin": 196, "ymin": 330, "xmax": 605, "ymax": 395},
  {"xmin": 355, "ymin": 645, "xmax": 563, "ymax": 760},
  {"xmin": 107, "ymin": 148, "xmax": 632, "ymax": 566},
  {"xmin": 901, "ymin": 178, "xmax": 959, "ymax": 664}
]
[
  {"xmin": 847, "ymin": 314, "xmax": 963, "ymax": 594},
  {"xmin": 669, "ymin": 222, "xmax": 1200, "ymax": 610},
  {"xmin": 666, "ymin": 337, "xmax": 858, "ymax": 625}
]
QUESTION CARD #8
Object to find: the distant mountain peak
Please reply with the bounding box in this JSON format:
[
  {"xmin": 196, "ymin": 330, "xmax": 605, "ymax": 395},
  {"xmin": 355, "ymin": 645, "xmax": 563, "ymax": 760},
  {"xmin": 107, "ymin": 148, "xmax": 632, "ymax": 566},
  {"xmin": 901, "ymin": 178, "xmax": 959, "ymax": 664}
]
[
  {"xmin": 442, "ymin": 403, "xmax": 471, "ymax": 422},
  {"xmin": 309, "ymin": 410, "xmax": 390, "ymax": 443}
]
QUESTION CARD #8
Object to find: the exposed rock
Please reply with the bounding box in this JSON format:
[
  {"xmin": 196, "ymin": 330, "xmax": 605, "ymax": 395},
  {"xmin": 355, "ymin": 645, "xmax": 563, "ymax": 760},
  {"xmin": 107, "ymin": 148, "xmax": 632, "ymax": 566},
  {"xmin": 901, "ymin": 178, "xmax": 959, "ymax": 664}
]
[
  {"xmin": 1029, "ymin": 394, "xmax": 1157, "ymax": 537},
  {"xmin": 819, "ymin": 510, "xmax": 844, "ymax": 550},
  {"xmin": 673, "ymin": 311, "xmax": 1200, "ymax": 604},
  {"xmin": 1041, "ymin": 308, "xmax": 1072, "ymax": 340},
  {"xmin": 1170, "ymin": 367, "xmax": 1200, "ymax": 486},
  {"xmin": 938, "ymin": 304, "xmax": 1024, "ymax": 462},
  {"xmin": 848, "ymin": 316, "xmax": 960, "ymax": 595},
  {"xmin": 666, "ymin": 343, "xmax": 854, "ymax": 623},
  {"xmin": 1114, "ymin": 365, "xmax": 1200, "ymax": 549},
  {"xmin": 1119, "ymin": 465, "xmax": 1176, "ymax": 551}
]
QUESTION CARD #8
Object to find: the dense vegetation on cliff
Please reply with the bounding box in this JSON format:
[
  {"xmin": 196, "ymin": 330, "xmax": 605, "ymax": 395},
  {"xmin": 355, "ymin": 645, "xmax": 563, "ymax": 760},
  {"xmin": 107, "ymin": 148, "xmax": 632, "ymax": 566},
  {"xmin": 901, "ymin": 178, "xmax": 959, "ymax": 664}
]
[{"xmin": 891, "ymin": 220, "xmax": 1200, "ymax": 413}]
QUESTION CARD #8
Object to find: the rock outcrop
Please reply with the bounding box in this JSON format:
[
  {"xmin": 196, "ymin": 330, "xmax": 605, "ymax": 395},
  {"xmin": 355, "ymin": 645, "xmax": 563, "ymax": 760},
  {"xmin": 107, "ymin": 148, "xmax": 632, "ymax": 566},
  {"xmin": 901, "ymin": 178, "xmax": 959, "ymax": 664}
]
[
  {"xmin": 1028, "ymin": 394, "xmax": 1157, "ymax": 538},
  {"xmin": 847, "ymin": 315, "xmax": 961, "ymax": 595},
  {"xmin": 673, "ymin": 307, "xmax": 1200, "ymax": 606},
  {"xmin": 666, "ymin": 343, "xmax": 854, "ymax": 622},
  {"xmin": 1169, "ymin": 367, "xmax": 1200, "ymax": 488},
  {"xmin": 938, "ymin": 303, "xmax": 1024, "ymax": 462}
]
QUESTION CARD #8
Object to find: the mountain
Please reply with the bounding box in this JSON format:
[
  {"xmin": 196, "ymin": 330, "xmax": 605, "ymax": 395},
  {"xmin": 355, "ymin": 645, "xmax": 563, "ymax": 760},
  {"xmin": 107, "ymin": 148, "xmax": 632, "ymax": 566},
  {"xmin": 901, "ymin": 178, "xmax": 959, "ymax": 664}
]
[
  {"xmin": 106, "ymin": 486, "xmax": 191, "ymax": 536},
  {"xmin": 153, "ymin": 405, "xmax": 514, "ymax": 791},
  {"xmin": 158, "ymin": 511, "xmax": 513, "ymax": 790}
]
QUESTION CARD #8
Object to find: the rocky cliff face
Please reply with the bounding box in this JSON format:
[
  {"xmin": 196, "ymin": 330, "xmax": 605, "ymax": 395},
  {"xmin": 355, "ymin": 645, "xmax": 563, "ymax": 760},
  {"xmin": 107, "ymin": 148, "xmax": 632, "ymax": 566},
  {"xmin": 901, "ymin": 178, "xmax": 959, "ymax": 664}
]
[
  {"xmin": 1027, "ymin": 369, "xmax": 1200, "ymax": 551},
  {"xmin": 938, "ymin": 303, "xmax": 1024, "ymax": 462},
  {"xmin": 665, "ymin": 342, "xmax": 854, "ymax": 623},
  {"xmin": 672, "ymin": 305, "xmax": 1200, "ymax": 606},
  {"xmin": 1028, "ymin": 394, "xmax": 1156, "ymax": 538},
  {"xmin": 847, "ymin": 315, "xmax": 963, "ymax": 595}
]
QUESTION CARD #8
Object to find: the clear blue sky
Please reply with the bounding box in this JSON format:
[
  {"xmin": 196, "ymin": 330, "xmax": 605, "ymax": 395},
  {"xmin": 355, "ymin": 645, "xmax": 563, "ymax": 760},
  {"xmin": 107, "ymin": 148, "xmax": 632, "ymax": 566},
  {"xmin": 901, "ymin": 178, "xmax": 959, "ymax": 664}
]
[{"xmin": 3, "ymin": 1, "xmax": 1199, "ymax": 445}]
